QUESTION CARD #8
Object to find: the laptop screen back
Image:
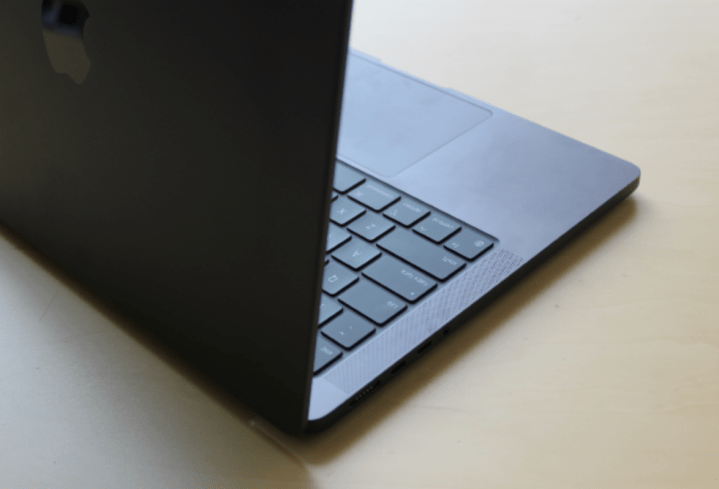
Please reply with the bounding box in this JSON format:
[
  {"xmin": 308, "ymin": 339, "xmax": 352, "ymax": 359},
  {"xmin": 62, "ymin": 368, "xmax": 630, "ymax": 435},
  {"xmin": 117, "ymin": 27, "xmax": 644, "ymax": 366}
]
[{"xmin": 0, "ymin": 0, "xmax": 354, "ymax": 433}]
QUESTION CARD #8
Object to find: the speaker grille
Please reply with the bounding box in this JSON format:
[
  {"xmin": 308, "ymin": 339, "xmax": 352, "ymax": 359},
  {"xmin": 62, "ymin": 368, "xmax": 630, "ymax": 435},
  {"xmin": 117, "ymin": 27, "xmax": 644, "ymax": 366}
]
[{"xmin": 324, "ymin": 248, "xmax": 524, "ymax": 394}]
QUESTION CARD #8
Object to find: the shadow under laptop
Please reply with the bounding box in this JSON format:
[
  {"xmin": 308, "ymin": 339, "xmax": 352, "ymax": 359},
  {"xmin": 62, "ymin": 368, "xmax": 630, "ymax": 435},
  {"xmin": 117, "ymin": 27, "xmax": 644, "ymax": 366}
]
[{"xmin": 0, "ymin": 194, "xmax": 638, "ymax": 482}]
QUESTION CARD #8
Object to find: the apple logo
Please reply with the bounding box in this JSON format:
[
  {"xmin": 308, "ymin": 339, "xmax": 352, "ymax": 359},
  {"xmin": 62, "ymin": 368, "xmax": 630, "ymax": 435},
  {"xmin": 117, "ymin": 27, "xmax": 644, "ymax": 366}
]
[{"xmin": 41, "ymin": 0, "xmax": 91, "ymax": 84}]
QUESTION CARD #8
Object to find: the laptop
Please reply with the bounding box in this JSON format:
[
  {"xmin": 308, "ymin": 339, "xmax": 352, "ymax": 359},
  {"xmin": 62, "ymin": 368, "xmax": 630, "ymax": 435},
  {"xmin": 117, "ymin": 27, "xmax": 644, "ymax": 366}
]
[{"xmin": 0, "ymin": 1, "xmax": 639, "ymax": 434}]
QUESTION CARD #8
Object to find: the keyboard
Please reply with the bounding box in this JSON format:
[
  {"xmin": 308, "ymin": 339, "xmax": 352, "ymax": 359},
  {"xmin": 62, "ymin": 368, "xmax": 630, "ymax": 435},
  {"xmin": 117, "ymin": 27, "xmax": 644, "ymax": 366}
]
[{"xmin": 314, "ymin": 162, "xmax": 497, "ymax": 374}]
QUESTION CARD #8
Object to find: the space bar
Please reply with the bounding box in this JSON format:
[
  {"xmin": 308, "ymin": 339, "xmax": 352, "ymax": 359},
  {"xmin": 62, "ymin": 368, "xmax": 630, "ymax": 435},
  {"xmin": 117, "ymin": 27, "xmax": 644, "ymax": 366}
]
[{"xmin": 376, "ymin": 228, "xmax": 465, "ymax": 281}]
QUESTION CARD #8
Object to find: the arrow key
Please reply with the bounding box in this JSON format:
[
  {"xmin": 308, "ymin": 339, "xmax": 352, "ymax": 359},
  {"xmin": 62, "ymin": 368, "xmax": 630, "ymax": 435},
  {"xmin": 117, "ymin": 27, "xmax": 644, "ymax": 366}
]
[
  {"xmin": 322, "ymin": 311, "xmax": 375, "ymax": 349},
  {"xmin": 332, "ymin": 239, "xmax": 381, "ymax": 270},
  {"xmin": 322, "ymin": 261, "xmax": 358, "ymax": 296}
]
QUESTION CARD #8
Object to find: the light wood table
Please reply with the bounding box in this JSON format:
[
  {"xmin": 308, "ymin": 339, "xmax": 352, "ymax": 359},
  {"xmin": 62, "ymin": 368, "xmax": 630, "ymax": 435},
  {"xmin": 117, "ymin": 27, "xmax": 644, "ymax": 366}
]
[{"xmin": 2, "ymin": 1, "xmax": 718, "ymax": 487}]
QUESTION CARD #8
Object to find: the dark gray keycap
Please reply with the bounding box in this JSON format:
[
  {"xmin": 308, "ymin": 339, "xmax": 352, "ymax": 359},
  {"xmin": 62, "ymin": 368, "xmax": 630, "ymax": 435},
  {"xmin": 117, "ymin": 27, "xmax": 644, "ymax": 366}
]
[
  {"xmin": 326, "ymin": 223, "xmax": 351, "ymax": 252},
  {"xmin": 444, "ymin": 229, "xmax": 494, "ymax": 260},
  {"xmin": 363, "ymin": 255, "xmax": 436, "ymax": 303},
  {"xmin": 322, "ymin": 311, "xmax": 375, "ymax": 349},
  {"xmin": 330, "ymin": 196, "xmax": 366, "ymax": 226},
  {"xmin": 414, "ymin": 214, "xmax": 461, "ymax": 243},
  {"xmin": 322, "ymin": 261, "xmax": 358, "ymax": 296},
  {"xmin": 332, "ymin": 239, "xmax": 381, "ymax": 270},
  {"xmin": 383, "ymin": 199, "xmax": 430, "ymax": 227},
  {"xmin": 348, "ymin": 213, "xmax": 395, "ymax": 241},
  {"xmin": 318, "ymin": 294, "xmax": 343, "ymax": 325},
  {"xmin": 333, "ymin": 164, "xmax": 365, "ymax": 193},
  {"xmin": 348, "ymin": 182, "xmax": 400, "ymax": 211},
  {"xmin": 377, "ymin": 228, "xmax": 465, "ymax": 281},
  {"xmin": 314, "ymin": 336, "xmax": 343, "ymax": 373},
  {"xmin": 339, "ymin": 280, "xmax": 406, "ymax": 325}
]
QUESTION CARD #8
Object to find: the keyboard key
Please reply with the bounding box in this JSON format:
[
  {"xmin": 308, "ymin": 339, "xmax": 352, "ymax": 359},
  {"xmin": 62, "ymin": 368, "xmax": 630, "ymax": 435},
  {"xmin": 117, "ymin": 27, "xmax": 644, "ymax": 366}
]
[
  {"xmin": 347, "ymin": 213, "xmax": 395, "ymax": 242},
  {"xmin": 322, "ymin": 311, "xmax": 375, "ymax": 349},
  {"xmin": 331, "ymin": 191, "xmax": 338, "ymax": 201},
  {"xmin": 314, "ymin": 336, "xmax": 343, "ymax": 373},
  {"xmin": 330, "ymin": 196, "xmax": 365, "ymax": 226},
  {"xmin": 322, "ymin": 261, "xmax": 358, "ymax": 296},
  {"xmin": 318, "ymin": 294, "xmax": 343, "ymax": 325},
  {"xmin": 332, "ymin": 239, "xmax": 381, "ymax": 270},
  {"xmin": 339, "ymin": 280, "xmax": 406, "ymax": 325},
  {"xmin": 349, "ymin": 182, "xmax": 400, "ymax": 211},
  {"xmin": 333, "ymin": 164, "xmax": 365, "ymax": 193},
  {"xmin": 326, "ymin": 223, "xmax": 351, "ymax": 252},
  {"xmin": 363, "ymin": 255, "xmax": 436, "ymax": 303},
  {"xmin": 377, "ymin": 228, "xmax": 465, "ymax": 281},
  {"xmin": 384, "ymin": 199, "xmax": 430, "ymax": 227},
  {"xmin": 444, "ymin": 229, "xmax": 494, "ymax": 260},
  {"xmin": 414, "ymin": 214, "xmax": 461, "ymax": 243}
]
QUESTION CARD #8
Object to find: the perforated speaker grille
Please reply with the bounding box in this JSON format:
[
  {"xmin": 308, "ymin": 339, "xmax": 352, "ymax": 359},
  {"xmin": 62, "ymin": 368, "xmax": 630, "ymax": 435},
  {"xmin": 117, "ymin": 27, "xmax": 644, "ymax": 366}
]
[{"xmin": 324, "ymin": 248, "xmax": 524, "ymax": 394}]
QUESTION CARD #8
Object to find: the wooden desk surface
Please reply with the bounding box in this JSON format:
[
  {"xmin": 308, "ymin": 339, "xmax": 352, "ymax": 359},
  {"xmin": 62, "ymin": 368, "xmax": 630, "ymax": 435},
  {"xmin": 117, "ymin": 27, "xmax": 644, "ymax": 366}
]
[{"xmin": 2, "ymin": 0, "xmax": 717, "ymax": 487}]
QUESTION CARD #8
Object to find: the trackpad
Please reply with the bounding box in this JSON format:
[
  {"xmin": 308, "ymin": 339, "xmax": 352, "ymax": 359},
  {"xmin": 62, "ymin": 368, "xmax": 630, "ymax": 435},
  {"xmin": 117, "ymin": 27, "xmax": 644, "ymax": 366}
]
[{"xmin": 337, "ymin": 54, "xmax": 492, "ymax": 177}]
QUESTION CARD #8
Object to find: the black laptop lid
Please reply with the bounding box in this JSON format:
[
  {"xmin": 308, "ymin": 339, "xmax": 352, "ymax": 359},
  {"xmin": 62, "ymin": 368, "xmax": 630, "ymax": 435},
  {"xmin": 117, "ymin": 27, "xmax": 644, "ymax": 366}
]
[{"xmin": 0, "ymin": 1, "xmax": 353, "ymax": 433}]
